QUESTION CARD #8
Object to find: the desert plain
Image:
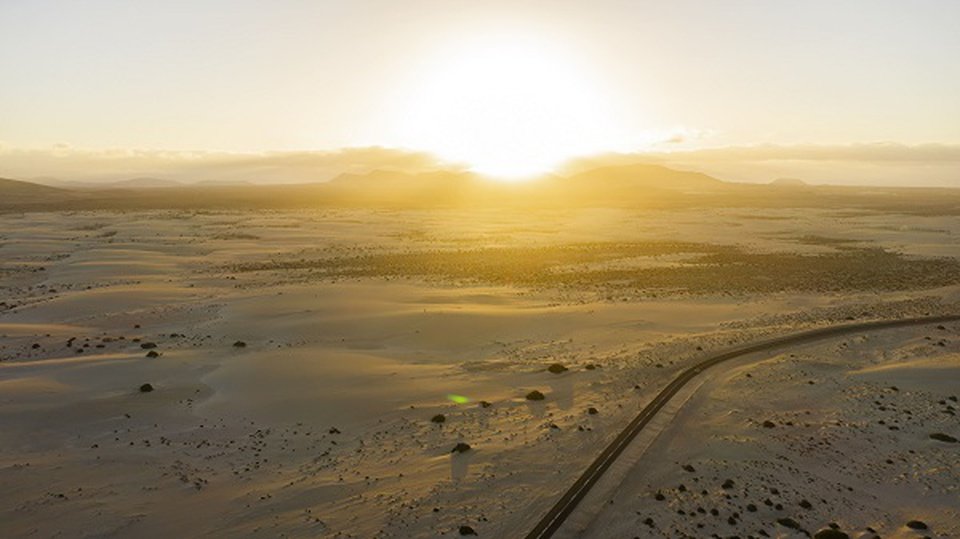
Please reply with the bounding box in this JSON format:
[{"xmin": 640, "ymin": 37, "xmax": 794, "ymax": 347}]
[{"xmin": 1, "ymin": 184, "xmax": 959, "ymax": 539}]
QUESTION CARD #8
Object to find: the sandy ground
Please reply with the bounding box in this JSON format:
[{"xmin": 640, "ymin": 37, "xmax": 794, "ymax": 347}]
[
  {"xmin": 575, "ymin": 325, "xmax": 960, "ymax": 539},
  {"xmin": 0, "ymin": 207, "xmax": 958, "ymax": 538}
]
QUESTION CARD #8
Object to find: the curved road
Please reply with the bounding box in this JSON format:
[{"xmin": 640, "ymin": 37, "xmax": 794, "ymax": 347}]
[{"xmin": 524, "ymin": 314, "xmax": 960, "ymax": 539}]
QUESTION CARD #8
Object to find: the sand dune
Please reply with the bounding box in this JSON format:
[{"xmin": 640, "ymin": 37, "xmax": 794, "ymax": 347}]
[{"xmin": 1, "ymin": 201, "xmax": 958, "ymax": 538}]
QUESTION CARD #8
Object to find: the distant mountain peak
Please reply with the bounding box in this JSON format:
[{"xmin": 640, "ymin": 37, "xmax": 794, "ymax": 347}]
[
  {"xmin": 770, "ymin": 177, "xmax": 808, "ymax": 187},
  {"xmin": 565, "ymin": 162, "xmax": 724, "ymax": 190}
]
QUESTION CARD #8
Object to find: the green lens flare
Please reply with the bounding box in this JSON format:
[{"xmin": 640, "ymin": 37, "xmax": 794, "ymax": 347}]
[{"xmin": 447, "ymin": 394, "xmax": 469, "ymax": 404}]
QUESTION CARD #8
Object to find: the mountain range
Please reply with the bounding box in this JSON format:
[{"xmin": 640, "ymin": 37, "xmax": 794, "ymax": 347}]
[{"xmin": 1, "ymin": 163, "xmax": 955, "ymax": 212}]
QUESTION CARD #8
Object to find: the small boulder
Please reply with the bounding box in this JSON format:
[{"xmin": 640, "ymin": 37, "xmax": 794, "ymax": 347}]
[
  {"xmin": 587, "ymin": 407, "xmax": 599, "ymax": 415},
  {"xmin": 721, "ymin": 479, "xmax": 735, "ymax": 489},
  {"xmin": 547, "ymin": 363, "xmax": 568, "ymax": 374},
  {"xmin": 140, "ymin": 342, "xmax": 157, "ymax": 349},
  {"xmin": 526, "ymin": 390, "xmax": 545, "ymax": 401},
  {"xmin": 930, "ymin": 432, "xmax": 957, "ymax": 443},
  {"xmin": 233, "ymin": 341, "xmax": 247, "ymax": 348},
  {"xmin": 458, "ymin": 525, "xmax": 477, "ymax": 536},
  {"xmin": 905, "ymin": 520, "xmax": 928, "ymax": 531},
  {"xmin": 777, "ymin": 517, "xmax": 802, "ymax": 530},
  {"xmin": 762, "ymin": 420, "xmax": 776, "ymax": 428},
  {"xmin": 451, "ymin": 442, "xmax": 471, "ymax": 454},
  {"xmin": 139, "ymin": 383, "xmax": 154, "ymax": 393},
  {"xmin": 479, "ymin": 401, "xmax": 492, "ymax": 408},
  {"xmin": 431, "ymin": 414, "xmax": 446, "ymax": 424},
  {"xmin": 145, "ymin": 350, "xmax": 160, "ymax": 358}
]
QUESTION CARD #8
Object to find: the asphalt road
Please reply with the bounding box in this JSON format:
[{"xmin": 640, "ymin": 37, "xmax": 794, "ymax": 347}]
[{"xmin": 524, "ymin": 313, "xmax": 960, "ymax": 539}]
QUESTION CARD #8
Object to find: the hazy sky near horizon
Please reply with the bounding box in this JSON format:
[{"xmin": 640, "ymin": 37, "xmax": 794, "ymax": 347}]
[{"xmin": 2, "ymin": 0, "xmax": 960, "ymax": 178}]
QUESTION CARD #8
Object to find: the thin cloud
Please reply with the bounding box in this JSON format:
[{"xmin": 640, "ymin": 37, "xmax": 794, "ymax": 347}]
[
  {"xmin": 656, "ymin": 143, "xmax": 960, "ymax": 163},
  {"xmin": 0, "ymin": 146, "xmax": 463, "ymax": 184}
]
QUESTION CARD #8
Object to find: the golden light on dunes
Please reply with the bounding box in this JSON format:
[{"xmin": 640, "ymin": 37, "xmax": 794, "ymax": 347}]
[{"xmin": 390, "ymin": 34, "xmax": 627, "ymax": 180}]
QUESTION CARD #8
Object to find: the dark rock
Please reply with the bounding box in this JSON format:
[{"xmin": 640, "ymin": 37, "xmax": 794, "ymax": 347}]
[
  {"xmin": 654, "ymin": 492, "xmax": 665, "ymax": 501},
  {"xmin": 140, "ymin": 342, "xmax": 157, "ymax": 349},
  {"xmin": 451, "ymin": 442, "xmax": 471, "ymax": 454},
  {"xmin": 145, "ymin": 350, "xmax": 160, "ymax": 358},
  {"xmin": 479, "ymin": 401, "xmax": 492, "ymax": 408},
  {"xmin": 584, "ymin": 364, "xmax": 597, "ymax": 370},
  {"xmin": 547, "ymin": 363, "xmax": 568, "ymax": 374},
  {"xmin": 329, "ymin": 427, "xmax": 340, "ymax": 434},
  {"xmin": 721, "ymin": 479, "xmax": 735, "ymax": 489},
  {"xmin": 139, "ymin": 383, "xmax": 154, "ymax": 393},
  {"xmin": 682, "ymin": 464, "xmax": 695, "ymax": 472},
  {"xmin": 799, "ymin": 499, "xmax": 812, "ymax": 509},
  {"xmin": 233, "ymin": 341, "xmax": 247, "ymax": 348},
  {"xmin": 762, "ymin": 420, "xmax": 776, "ymax": 428},
  {"xmin": 431, "ymin": 414, "xmax": 446, "ymax": 424},
  {"xmin": 587, "ymin": 407, "xmax": 599, "ymax": 415},
  {"xmin": 777, "ymin": 517, "xmax": 802, "ymax": 530},
  {"xmin": 930, "ymin": 432, "xmax": 957, "ymax": 443},
  {"xmin": 458, "ymin": 525, "xmax": 477, "ymax": 535},
  {"xmin": 526, "ymin": 390, "xmax": 545, "ymax": 401},
  {"xmin": 905, "ymin": 520, "xmax": 928, "ymax": 530}
]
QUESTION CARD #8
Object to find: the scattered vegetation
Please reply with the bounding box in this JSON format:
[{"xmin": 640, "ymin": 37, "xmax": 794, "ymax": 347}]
[
  {"xmin": 451, "ymin": 442, "xmax": 471, "ymax": 454},
  {"xmin": 232, "ymin": 242, "xmax": 960, "ymax": 297}
]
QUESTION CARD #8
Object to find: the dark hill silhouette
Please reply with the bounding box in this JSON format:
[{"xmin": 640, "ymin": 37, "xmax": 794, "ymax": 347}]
[
  {"xmin": 324, "ymin": 164, "xmax": 729, "ymax": 206},
  {"xmin": 562, "ymin": 163, "xmax": 724, "ymax": 192},
  {"xmin": 3, "ymin": 165, "xmax": 959, "ymax": 214},
  {"xmin": 0, "ymin": 177, "xmax": 83, "ymax": 204}
]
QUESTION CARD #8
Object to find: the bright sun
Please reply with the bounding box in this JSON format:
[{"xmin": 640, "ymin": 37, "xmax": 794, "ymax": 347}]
[{"xmin": 390, "ymin": 34, "xmax": 625, "ymax": 180}]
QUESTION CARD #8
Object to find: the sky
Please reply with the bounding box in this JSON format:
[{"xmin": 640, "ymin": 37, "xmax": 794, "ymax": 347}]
[{"xmin": 2, "ymin": 0, "xmax": 959, "ymax": 184}]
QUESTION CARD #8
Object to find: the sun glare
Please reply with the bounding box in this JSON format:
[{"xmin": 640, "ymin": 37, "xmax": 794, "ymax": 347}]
[{"xmin": 391, "ymin": 34, "xmax": 625, "ymax": 180}]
